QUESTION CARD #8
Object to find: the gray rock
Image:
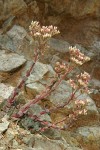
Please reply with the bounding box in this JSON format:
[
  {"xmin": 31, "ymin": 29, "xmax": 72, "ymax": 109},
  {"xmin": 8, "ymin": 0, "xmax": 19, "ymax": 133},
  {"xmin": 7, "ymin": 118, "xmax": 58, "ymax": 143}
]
[
  {"xmin": 50, "ymin": 55, "xmax": 61, "ymax": 67},
  {"xmin": 26, "ymin": 62, "xmax": 56, "ymax": 94},
  {"xmin": 75, "ymin": 44, "xmax": 96, "ymax": 59},
  {"xmin": 29, "ymin": 104, "xmax": 51, "ymax": 122},
  {"xmin": 0, "ymin": 115, "xmax": 9, "ymax": 134},
  {"xmin": 32, "ymin": 134, "xmax": 83, "ymax": 150},
  {"xmin": 49, "ymin": 38, "xmax": 70, "ymax": 53},
  {"xmin": 0, "ymin": 50, "xmax": 26, "ymax": 72},
  {"xmin": 20, "ymin": 104, "xmax": 51, "ymax": 131},
  {"xmin": 48, "ymin": 80, "xmax": 72, "ymax": 105},
  {"xmin": 0, "ymin": 34, "xmax": 14, "ymax": 50},
  {"xmin": 0, "ymin": 25, "xmax": 35, "ymax": 60},
  {"xmin": 47, "ymin": 80, "xmax": 99, "ymax": 125},
  {"xmin": 74, "ymin": 126, "xmax": 100, "ymax": 150},
  {"xmin": 0, "ymin": 83, "xmax": 14, "ymax": 99},
  {"xmin": 91, "ymin": 40, "xmax": 100, "ymax": 53},
  {"xmin": 26, "ymin": 67, "xmax": 99, "ymax": 123},
  {"xmin": 7, "ymin": 25, "xmax": 27, "ymax": 39},
  {"xmin": 1, "ymin": 16, "xmax": 15, "ymax": 34},
  {"xmin": 6, "ymin": 25, "xmax": 27, "ymax": 52},
  {"xmin": 75, "ymin": 93, "xmax": 99, "ymax": 116},
  {"xmin": 26, "ymin": 82, "xmax": 46, "ymax": 95},
  {"xmin": 26, "ymin": 62, "xmax": 49, "ymax": 84},
  {"xmin": 48, "ymin": 80, "xmax": 98, "ymax": 113}
]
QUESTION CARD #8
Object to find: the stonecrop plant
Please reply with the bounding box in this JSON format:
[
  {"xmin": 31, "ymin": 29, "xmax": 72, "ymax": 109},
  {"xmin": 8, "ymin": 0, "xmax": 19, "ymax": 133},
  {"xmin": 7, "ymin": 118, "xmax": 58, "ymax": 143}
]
[{"xmin": 0, "ymin": 21, "xmax": 91, "ymax": 132}]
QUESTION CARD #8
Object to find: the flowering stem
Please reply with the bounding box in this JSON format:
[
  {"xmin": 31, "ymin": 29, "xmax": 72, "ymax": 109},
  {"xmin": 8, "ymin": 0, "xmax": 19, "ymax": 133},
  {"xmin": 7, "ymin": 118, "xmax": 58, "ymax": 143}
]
[
  {"xmin": 0, "ymin": 52, "xmax": 38, "ymax": 110},
  {"xmin": 12, "ymin": 66, "xmax": 74, "ymax": 119},
  {"xmin": 36, "ymin": 88, "xmax": 76, "ymax": 118}
]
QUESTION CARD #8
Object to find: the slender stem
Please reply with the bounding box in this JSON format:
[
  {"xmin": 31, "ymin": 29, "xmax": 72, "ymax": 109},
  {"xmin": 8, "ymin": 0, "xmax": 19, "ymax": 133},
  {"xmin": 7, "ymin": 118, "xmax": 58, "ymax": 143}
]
[
  {"xmin": 1, "ymin": 52, "xmax": 38, "ymax": 110},
  {"xmin": 13, "ymin": 66, "xmax": 74, "ymax": 118},
  {"xmin": 13, "ymin": 79, "xmax": 57, "ymax": 118},
  {"xmin": 36, "ymin": 88, "xmax": 76, "ymax": 118}
]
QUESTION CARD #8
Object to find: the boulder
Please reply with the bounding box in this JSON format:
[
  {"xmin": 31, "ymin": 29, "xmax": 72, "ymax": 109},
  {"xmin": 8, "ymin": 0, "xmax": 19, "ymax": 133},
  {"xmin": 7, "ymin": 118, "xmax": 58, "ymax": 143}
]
[
  {"xmin": 0, "ymin": 25, "xmax": 35, "ymax": 60},
  {"xmin": 0, "ymin": 83, "xmax": 14, "ymax": 100},
  {"xmin": 74, "ymin": 126, "xmax": 100, "ymax": 150},
  {"xmin": 48, "ymin": 80, "xmax": 99, "ymax": 125},
  {"xmin": 25, "ymin": 61, "xmax": 56, "ymax": 96},
  {"xmin": 0, "ymin": 50, "xmax": 26, "ymax": 72},
  {"xmin": 0, "ymin": 25, "xmax": 27, "ymax": 50}
]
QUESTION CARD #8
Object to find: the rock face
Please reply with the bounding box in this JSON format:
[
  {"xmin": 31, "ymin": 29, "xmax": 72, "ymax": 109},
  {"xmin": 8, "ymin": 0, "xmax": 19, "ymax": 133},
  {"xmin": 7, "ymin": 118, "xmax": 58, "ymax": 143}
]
[
  {"xmin": 40, "ymin": 0, "xmax": 100, "ymax": 48},
  {"xmin": 74, "ymin": 126, "xmax": 100, "ymax": 150},
  {"xmin": 0, "ymin": 83, "xmax": 14, "ymax": 99},
  {"xmin": 0, "ymin": 121, "xmax": 83, "ymax": 150},
  {"xmin": 0, "ymin": 0, "xmax": 100, "ymax": 48},
  {"xmin": 0, "ymin": 1, "xmax": 100, "ymax": 150},
  {"xmin": 45, "ymin": 0, "xmax": 100, "ymax": 18},
  {"xmin": 0, "ymin": 50, "xmax": 26, "ymax": 72},
  {"xmin": 0, "ymin": 0, "xmax": 27, "ymax": 24}
]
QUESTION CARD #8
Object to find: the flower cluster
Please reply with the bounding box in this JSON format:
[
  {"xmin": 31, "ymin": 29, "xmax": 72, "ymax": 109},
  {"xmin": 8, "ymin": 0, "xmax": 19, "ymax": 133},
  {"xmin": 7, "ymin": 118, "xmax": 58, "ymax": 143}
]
[
  {"xmin": 69, "ymin": 46, "xmax": 90, "ymax": 65},
  {"xmin": 55, "ymin": 61, "xmax": 68, "ymax": 75},
  {"xmin": 69, "ymin": 72, "xmax": 90, "ymax": 93},
  {"xmin": 69, "ymin": 79, "xmax": 78, "ymax": 89},
  {"xmin": 77, "ymin": 72, "xmax": 90, "ymax": 87},
  {"xmin": 0, "ymin": 21, "xmax": 91, "ymax": 133},
  {"xmin": 68, "ymin": 99, "xmax": 88, "ymax": 123},
  {"xmin": 73, "ymin": 99, "xmax": 88, "ymax": 116},
  {"xmin": 29, "ymin": 21, "xmax": 60, "ymax": 55},
  {"xmin": 29, "ymin": 21, "xmax": 60, "ymax": 39}
]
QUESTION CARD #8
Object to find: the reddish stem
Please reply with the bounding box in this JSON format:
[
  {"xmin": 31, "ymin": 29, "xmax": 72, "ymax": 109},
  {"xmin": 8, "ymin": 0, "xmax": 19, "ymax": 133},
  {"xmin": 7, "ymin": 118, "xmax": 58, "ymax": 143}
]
[
  {"xmin": 5, "ymin": 53, "xmax": 39, "ymax": 108},
  {"xmin": 13, "ymin": 66, "xmax": 74, "ymax": 118}
]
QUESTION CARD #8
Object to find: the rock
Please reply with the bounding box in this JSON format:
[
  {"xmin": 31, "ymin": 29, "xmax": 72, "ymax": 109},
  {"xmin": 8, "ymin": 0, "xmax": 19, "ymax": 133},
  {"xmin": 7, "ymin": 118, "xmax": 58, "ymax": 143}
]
[
  {"xmin": 6, "ymin": 25, "xmax": 27, "ymax": 53},
  {"xmin": 48, "ymin": 80, "xmax": 72, "ymax": 105},
  {"xmin": 1, "ymin": 16, "xmax": 15, "ymax": 34},
  {"xmin": 45, "ymin": 0, "xmax": 100, "ymax": 18},
  {"xmin": 0, "ymin": 0, "xmax": 99, "ymax": 52},
  {"xmin": 0, "ymin": 50, "xmax": 26, "ymax": 72},
  {"xmin": 0, "ymin": 83, "xmax": 14, "ymax": 99},
  {"xmin": 7, "ymin": 25, "xmax": 27, "ymax": 41},
  {"xmin": 0, "ymin": 115, "xmax": 9, "ymax": 134},
  {"xmin": 0, "ymin": 25, "xmax": 36, "ymax": 60},
  {"xmin": 32, "ymin": 0, "xmax": 100, "ymax": 48},
  {"xmin": 26, "ymin": 82, "xmax": 46, "ymax": 95},
  {"xmin": 74, "ymin": 126, "xmax": 100, "ymax": 150},
  {"xmin": 49, "ymin": 38, "xmax": 70, "ymax": 53},
  {"xmin": 0, "ymin": 119, "xmax": 83, "ymax": 150},
  {"xmin": 0, "ymin": 0, "xmax": 27, "ymax": 24},
  {"xmin": 40, "ymin": 38, "xmax": 70, "ymax": 64},
  {"xmin": 29, "ymin": 104, "xmax": 51, "ymax": 122},
  {"xmin": 12, "ymin": 139, "xmax": 19, "ymax": 147},
  {"xmin": 91, "ymin": 40, "xmax": 100, "ymax": 52},
  {"xmin": 26, "ymin": 62, "xmax": 49, "ymax": 83},
  {"xmin": 43, "ymin": 129, "xmax": 62, "ymax": 140},
  {"xmin": 25, "ymin": 62, "xmax": 56, "ymax": 96},
  {"xmin": 75, "ymin": 44, "xmax": 95, "ymax": 59},
  {"xmin": 90, "ymin": 79, "xmax": 100, "ymax": 108},
  {"xmin": 20, "ymin": 103, "xmax": 51, "ymax": 131},
  {"xmin": 50, "ymin": 55, "xmax": 61, "ymax": 67},
  {"xmin": 6, "ymin": 128, "xmax": 18, "ymax": 141},
  {"xmin": 47, "ymin": 80, "xmax": 99, "ymax": 125},
  {"xmin": 31, "ymin": 134, "xmax": 83, "ymax": 150}
]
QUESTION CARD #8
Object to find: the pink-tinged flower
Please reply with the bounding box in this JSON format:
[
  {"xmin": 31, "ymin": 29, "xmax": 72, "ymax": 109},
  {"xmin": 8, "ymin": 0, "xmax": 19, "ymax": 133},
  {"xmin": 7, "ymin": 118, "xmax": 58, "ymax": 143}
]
[
  {"xmin": 78, "ymin": 110, "xmax": 83, "ymax": 114},
  {"xmin": 75, "ymin": 100, "xmax": 85, "ymax": 105},
  {"xmin": 68, "ymin": 79, "xmax": 77, "ymax": 89},
  {"xmin": 69, "ymin": 46, "xmax": 90, "ymax": 65},
  {"xmin": 83, "ymin": 109, "xmax": 87, "ymax": 115}
]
